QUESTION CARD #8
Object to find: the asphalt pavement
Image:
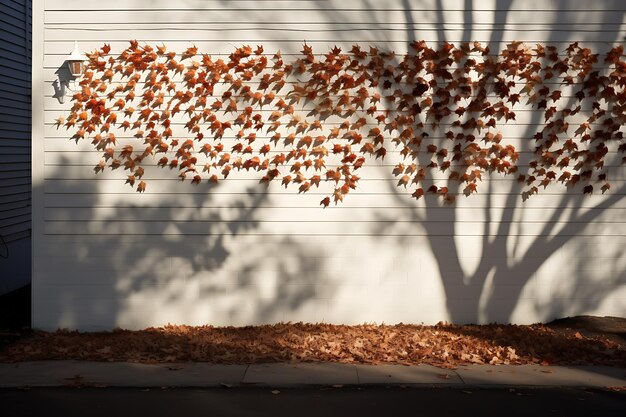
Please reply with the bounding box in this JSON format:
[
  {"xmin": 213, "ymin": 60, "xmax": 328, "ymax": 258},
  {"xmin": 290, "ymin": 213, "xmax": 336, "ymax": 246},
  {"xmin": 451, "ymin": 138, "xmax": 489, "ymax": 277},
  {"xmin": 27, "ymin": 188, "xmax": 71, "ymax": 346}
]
[{"xmin": 1, "ymin": 386, "xmax": 625, "ymax": 417}]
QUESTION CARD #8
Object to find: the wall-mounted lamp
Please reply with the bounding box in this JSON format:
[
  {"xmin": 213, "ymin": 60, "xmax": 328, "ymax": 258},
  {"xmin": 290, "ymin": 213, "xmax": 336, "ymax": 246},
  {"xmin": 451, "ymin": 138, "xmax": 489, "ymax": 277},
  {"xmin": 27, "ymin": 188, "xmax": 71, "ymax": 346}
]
[
  {"xmin": 67, "ymin": 42, "xmax": 87, "ymax": 77},
  {"xmin": 56, "ymin": 42, "xmax": 87, "ymax": 104},
  {"xmin": 67, "ymin": 41, "xmax": 87, "ymax": 83}
]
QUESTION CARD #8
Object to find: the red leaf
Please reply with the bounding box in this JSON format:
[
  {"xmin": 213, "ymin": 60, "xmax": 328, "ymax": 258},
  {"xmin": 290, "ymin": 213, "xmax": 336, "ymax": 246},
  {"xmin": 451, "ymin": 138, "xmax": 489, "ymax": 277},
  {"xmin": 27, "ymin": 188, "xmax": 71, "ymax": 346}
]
[{"xmin": 412, "ymin": 188, "xmax": 424, "ymax": 199}]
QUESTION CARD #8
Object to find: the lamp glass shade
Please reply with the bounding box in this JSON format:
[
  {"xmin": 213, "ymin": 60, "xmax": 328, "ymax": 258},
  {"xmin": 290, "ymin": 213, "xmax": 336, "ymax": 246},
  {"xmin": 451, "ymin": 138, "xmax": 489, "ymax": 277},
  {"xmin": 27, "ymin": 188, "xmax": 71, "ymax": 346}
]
[
  {"xmin": 68, "ymin": 60, "xmax": 83, "ymax": 77},
  {"xmin": 67, "ymin": 42, "xmax": 87, "ymax": 77}
]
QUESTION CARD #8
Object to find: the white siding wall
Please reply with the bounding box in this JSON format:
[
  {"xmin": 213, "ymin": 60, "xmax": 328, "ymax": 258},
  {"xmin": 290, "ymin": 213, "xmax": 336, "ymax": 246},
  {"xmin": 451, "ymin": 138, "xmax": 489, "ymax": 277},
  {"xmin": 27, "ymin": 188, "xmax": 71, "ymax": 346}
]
[{"xmin": 33, "ymin": 0, "xmax": 626, "ymax": 330}]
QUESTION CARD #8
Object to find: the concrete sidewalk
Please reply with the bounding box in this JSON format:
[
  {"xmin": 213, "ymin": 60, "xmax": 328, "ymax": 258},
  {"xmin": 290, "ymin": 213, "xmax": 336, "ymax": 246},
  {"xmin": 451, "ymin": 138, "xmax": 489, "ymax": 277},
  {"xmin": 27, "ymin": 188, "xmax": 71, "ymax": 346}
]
[{"xmin": 0, "ymin": 362, "xmax": 625, "ymax": 388}]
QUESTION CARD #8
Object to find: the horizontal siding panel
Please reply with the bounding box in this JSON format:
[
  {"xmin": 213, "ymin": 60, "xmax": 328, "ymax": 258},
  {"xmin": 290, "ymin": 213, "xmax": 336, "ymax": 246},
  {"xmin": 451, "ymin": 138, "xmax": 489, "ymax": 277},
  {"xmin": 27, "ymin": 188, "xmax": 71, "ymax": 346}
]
[
  {"xmin": 0, "ymin": 170, "xmax": 30, "ymax": 181},
  {"xmin": 40, "ymin": 162, "xmax": 626, "ymax": 180},
  {"xmin": 0, "ymin": 191, "xmax": 30, "ymax": 205},
  {"xmin": 44, "ymin": 96, "xmax": 613, "ymax": 111},
  {"xmin": 39, "ymin": 53, "xmax": 623, "ymax": 86},
  {"xmin": 0, "ymin": 44, "xmax": 31, "ymax": 61},
  {"xmin": 41, "ymin": 190, "xmax": 626, "ymax": 209},
  {"xmin": 1, "ymin": 96, "xmax": 31, "ymax": 107},
  {"xmin": 39, "ymin": 178, "xmax": 626, "ymax": 196},
  {"xmin": 0, "ymin": 136, "xmax": 31, "ymax": 146},
  {"xmin": 0, "ymin": 200, "xmax": 31, "ymax": 214},
  {"xmin": 0, "ymin": 1, "xmax": 25, "ymax": 21},
  {"xmin": 0, "ymin": 154, "xmax": 30, "ymax": 164},
  {"xmin": 1, "ymin": 142, "xmax": 30, "ymax": 151},
  {"xmin": 0, "ymin": 112, "xmax": 31, "ymax": 125},
  {"xmin": 0, "ymin": 57, "xmax": 31, "ymax": 73},
  {"xmin": 1, "ymin": 124, "xmax": 30, "ymax": 134},
  {"xmin": 42, "ymin": 0, "xmax": 626, "ymax": 12},
  {"xmin": 1, "ymin": 47, "xmax": 30, "ymax": 64},
  {"xmin": 0, "ymin": 221, "xmax": 31, "ymax": 238},
  {"xmin": 40, "ymin": 138, "xmax": 626, "ymax": 154},
  {"xmin": 0, "ymin": 183, "xmax": 30, "ymax": 195},
  {"xmin": 1, "ymin": 38, "xmax": 32, "ymax": 53},
  {"xmin": 40, "ymin": 176, "xmax": 626, "ymax": 189},
  {"xmin": 42, "ymin": 218, "xmax": 626, "ymax": 236},
  {"xmin": 44, "ymin": 206, "xmax": 626, "ymax": 223},
  {"xmin": 0, "ymin": 212, "xmax": 30, "ymax": 229},
  {"xmin": 38, "ymin": 72, "xmax": 619, "ymax": 97},
  {"xmin": 43, "ymin": 9, "xmax": 626, "ymax": 26},
  {"xmin": 0, "ymin": 146, "xmax": 30, "ymax": 154},
  {"xmin": 0, "ymin": 136, "xmax": 31, "ymax": 145},
  {"xmin": 3, "ymin": 228, "xmax": 31, "ymax": 243},
  {"xmin": 41, "ymin": 95, "xmax": 614, "ymax": 112},
  {"xmin": 1, "ymin": 8, "xmax": 28, "ymax": 30},
  {"xmin": 41, "ymin": 91, "xmax": 621, "ymax": 113},
  {"xmin": 40, "ymin": 134, "xmax": 626, "ymax": 149},
  {"xmin": 40, "ymin": 179, "xmax": 626, "ymax": 197},
  {"xmin": 40, "ymin": 161, "xmax": 626, "ymax": 177},
  {"xmin": 39, "ymin": 68, "xmax": 624, "ymax": 89},
  {"xmin": 42, "ymin": 114, "xmax": 626, "ymax": 130},
  {"xmin": 34, "ymin": 233, "xmax": 626, "ymax": 249},
  {"xmin": 42, "ymin": 130, "xmax": 626, "ymax": 144},
  {"xmin": 3, "ymin": 0, "xmax": 28, "ymax": 12},
  {"xmin": 41, "ymin": 157, "xmax": 626, "ymax": 173},
  {"xmin": 0, "ymin": 176, "xmax": 30, "ymax": 188},
  {"xmin": 41, "ymin": 39, "xmax": 626, "ymax": 58},
  {"xmin": 1, "ymin": 105, "xmax": 31, "ymax": 118},
  {"xmin": 40, "ymin": 133, "xmax": 626, "ymax": 150},
  {"xmin": 0, "ymin": 27, "xmax": 26, "ymax": 43},
  {"xmin": 1, "ymin": 98, "xmax": 31, "ymax": 110},
  {"xmin": 0, "ymin": 76, "xmax": 30, "ymax": 91},
  {"xmin": 0, "ymin": 82, "xmax": 32, "ymax": 97},
  {"xmin": 0, "ymin": 64, "xmax": 31, "ymax": 82},
  {"xmin": 43, "ymin": 28, "xmax": 626, "ymax": 43},
  {"xmin": 0, "ymin": 162, "xmax": 30, "ymax": 172},
  {"xmin": 42, "ymin": 129, "xmax": 624, "ymax": 145},
  {"xmin": 0, "ymin": 27, "xmax": 28, "ymax": 48},
  {"xmin": 32, "ymin": 243, "xmax": 624, "ymax": 276}
]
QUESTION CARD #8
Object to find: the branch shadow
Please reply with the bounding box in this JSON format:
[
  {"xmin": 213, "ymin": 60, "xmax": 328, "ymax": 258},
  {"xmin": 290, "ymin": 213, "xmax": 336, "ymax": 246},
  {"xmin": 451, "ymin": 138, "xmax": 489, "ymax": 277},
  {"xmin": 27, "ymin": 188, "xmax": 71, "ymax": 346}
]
[
  {"xmin": 325, "ymin": 0, "xmax": 626, "ymax": 324},
  {"xmin": 35, "ymin": 155, "xmax": 331, "ymax": 330},
  {"xmin": 36, "ymin": 1, "xmax": 626, "ymax": 332}
]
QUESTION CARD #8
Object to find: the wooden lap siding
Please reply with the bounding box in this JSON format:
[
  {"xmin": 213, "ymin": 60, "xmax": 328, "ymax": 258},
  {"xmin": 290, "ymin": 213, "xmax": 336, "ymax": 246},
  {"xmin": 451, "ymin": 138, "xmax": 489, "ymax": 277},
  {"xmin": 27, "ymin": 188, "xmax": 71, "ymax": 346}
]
[
  {"xmin": 31, "ymin": 0, "xmax": 626, "ymax": 330},
  {"xmin": 0, "ymin": 0, "xmax": 31, "ymax": 294}
]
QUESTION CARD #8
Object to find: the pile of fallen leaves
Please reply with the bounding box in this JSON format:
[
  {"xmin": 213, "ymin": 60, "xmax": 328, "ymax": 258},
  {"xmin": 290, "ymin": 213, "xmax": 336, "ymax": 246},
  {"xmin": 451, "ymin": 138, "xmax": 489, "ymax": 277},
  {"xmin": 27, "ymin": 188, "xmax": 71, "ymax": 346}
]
[{"xmin": 0, "ymin": 322, "xmax": 624, "ymax": 368}]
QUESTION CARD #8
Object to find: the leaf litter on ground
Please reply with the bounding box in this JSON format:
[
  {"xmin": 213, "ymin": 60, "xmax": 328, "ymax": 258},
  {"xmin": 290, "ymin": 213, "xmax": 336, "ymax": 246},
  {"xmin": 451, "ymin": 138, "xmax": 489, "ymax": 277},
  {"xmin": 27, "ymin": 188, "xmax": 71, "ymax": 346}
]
[{"xmin": 0, "ymin": 321, "xmax": 624, "ymax": 368}]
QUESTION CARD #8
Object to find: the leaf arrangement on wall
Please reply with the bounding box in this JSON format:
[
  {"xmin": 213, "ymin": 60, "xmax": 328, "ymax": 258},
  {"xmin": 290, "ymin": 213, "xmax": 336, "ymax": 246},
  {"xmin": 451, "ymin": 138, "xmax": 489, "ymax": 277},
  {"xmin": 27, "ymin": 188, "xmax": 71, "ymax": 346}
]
[{"xmin": 57, "ymin": 40, "xmax": 626, "ymax": 206}]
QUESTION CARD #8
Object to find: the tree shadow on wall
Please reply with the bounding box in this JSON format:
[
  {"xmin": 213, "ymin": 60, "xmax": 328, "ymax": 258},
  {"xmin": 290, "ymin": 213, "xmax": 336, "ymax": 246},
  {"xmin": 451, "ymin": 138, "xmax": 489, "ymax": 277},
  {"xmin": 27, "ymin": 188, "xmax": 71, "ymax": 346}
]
[
  {"xmin": 42, "ymin": 0, "xmax": 626, "ymax": 330},
  {"xmin": 37, "ymin": 156, "xmax": 330, "ymax": 330},
  {"xmin": 275, "ymin": 0, "xmax": 626, "ymax": 323},
  {"xmin": 201, "ymin": 0, "xmax": 626, "ymax": 322},
  {"xmin": 158, "ymin": 0, "xmax": 625, "ymax": 324},
  {"xmin": 375, "ymin": 0, "xmax": 626, "ymax": 323}
]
